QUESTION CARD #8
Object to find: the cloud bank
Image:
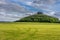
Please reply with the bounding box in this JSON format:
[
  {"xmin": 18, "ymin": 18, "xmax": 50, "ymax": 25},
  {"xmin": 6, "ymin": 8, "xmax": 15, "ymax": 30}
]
[{"xmin": 0, "ymin": 0, "xmax": 60, "ymax": 21}]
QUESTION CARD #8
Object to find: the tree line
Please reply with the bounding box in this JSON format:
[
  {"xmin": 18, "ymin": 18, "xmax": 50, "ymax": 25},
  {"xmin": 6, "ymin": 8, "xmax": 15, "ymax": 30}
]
[{"xmin": 15, "ymin": 12, "xmax": 60, "ymax": 23}]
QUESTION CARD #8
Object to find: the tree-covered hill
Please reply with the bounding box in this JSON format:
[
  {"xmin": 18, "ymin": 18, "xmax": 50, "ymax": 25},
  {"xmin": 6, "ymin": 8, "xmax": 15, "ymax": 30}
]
[{"xmin": 15, "ymin": 12, "xmax": 59, "ymax": 23}]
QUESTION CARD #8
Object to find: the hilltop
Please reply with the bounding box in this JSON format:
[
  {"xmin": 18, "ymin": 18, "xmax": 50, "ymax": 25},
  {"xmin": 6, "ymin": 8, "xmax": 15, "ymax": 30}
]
[{"xmin": 15, "ymin": 12, "xmax": 59, "ymax": 23}]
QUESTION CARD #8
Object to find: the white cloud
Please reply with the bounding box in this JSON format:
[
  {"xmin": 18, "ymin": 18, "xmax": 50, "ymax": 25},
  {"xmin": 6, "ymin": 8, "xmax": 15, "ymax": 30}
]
[
  {"xmin": 0, "ymin": 0, "xmax": 60, "ymax": 21},
  {"xmin": 0, "ymin": 0, "xmax": 7, "ymax": 4},
  {"xmin": 49, "ymin": 12, "xmax": 55, "ymax": 15},
  {"xmin": 25, "ymin": 2, "xmax": 32, "ymax": 5}
]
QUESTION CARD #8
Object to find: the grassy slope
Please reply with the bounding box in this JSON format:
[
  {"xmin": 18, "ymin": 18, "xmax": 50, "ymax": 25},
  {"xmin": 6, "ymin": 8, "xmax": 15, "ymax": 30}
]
[{"xmin": 0, "ymin": 22, "xmax": 60, "ymax": 40}]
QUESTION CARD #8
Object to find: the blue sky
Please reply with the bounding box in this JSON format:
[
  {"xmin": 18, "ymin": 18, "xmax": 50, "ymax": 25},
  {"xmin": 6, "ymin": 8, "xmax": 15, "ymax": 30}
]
[
  {"xmin": 9, "ymin": 0, "xmax": 42, "ymax": 12},
  {"xmin": 0, "ymin": 0, "xmax": 60, "ymax": 21},
  {"xmin": 10, "ymin": 0, "xmax": 60, "ymax": 13},
  {"xmin": 0, "ymin": 0, "xmax": 60, "ymax": 12}
]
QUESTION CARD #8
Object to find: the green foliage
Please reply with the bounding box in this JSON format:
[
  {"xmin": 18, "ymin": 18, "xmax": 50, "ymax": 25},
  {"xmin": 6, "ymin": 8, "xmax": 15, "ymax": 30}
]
[{"xmin": 16, "ymin": 12, "xmax": 59, "ymax": 23}]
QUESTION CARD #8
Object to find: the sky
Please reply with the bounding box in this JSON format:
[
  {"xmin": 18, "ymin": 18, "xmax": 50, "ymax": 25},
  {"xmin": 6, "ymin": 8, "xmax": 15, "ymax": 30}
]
[
  {"xmin": 0, "ymin": 0, "xmax": 60, "ymax": 21},
  {"xmin": 11, "ymin": 0, "xmax": 60, "ymax": 11}
]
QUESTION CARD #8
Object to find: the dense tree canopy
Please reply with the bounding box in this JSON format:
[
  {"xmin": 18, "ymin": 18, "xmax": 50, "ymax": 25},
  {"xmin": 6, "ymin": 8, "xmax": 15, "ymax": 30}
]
[{"xmin": 15, "ymin": 12, "xmax": 59, "ymax": 23}]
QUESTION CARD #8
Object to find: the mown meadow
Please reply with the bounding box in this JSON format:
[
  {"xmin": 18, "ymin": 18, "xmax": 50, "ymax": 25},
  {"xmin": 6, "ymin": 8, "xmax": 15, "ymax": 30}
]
[{"xmin": 0, "ymin": 22, "xmax": 60, "ymax": 40}]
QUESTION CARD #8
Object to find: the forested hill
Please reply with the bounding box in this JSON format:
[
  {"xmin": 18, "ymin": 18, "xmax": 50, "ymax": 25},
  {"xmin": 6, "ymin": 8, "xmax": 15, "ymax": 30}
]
[{"xmin": 15, "ymin": 12, "xmax": 59, "ymax": 23}]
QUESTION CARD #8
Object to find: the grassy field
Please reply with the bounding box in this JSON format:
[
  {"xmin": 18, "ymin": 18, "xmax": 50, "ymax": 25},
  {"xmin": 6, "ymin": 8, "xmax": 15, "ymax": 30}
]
[{"xmin": 0, "ymin": 22, "xmax": 60, "ymax": 40}]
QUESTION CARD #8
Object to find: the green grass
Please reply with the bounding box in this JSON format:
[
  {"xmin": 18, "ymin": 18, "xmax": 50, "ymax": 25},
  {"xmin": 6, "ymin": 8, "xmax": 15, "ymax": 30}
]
[{"xmin": 0, "ymin": 22, "xmax": 60, "ymax": 40}]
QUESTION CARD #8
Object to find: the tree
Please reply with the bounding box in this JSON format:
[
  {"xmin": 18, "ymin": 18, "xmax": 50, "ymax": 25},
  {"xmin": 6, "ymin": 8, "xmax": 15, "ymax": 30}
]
[
  {"xmin": 15, "ymin": 12, "xmax": 59, "ymax": 23},
  {"xmin": 37, "ymin": 12, "xmax": 43, "ymax": 14}
]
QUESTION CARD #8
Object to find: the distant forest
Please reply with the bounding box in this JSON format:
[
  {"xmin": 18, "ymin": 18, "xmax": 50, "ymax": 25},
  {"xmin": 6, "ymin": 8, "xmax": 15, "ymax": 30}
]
[{"xmin": 15, "ymin": 12, "xmax": 60, "ymax": 23}]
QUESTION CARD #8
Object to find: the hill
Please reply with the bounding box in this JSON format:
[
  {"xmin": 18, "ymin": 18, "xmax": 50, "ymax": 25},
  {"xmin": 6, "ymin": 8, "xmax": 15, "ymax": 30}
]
[{"xmin": 15, "ymin": 12, "xmax": 59, "ymax": 23}]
